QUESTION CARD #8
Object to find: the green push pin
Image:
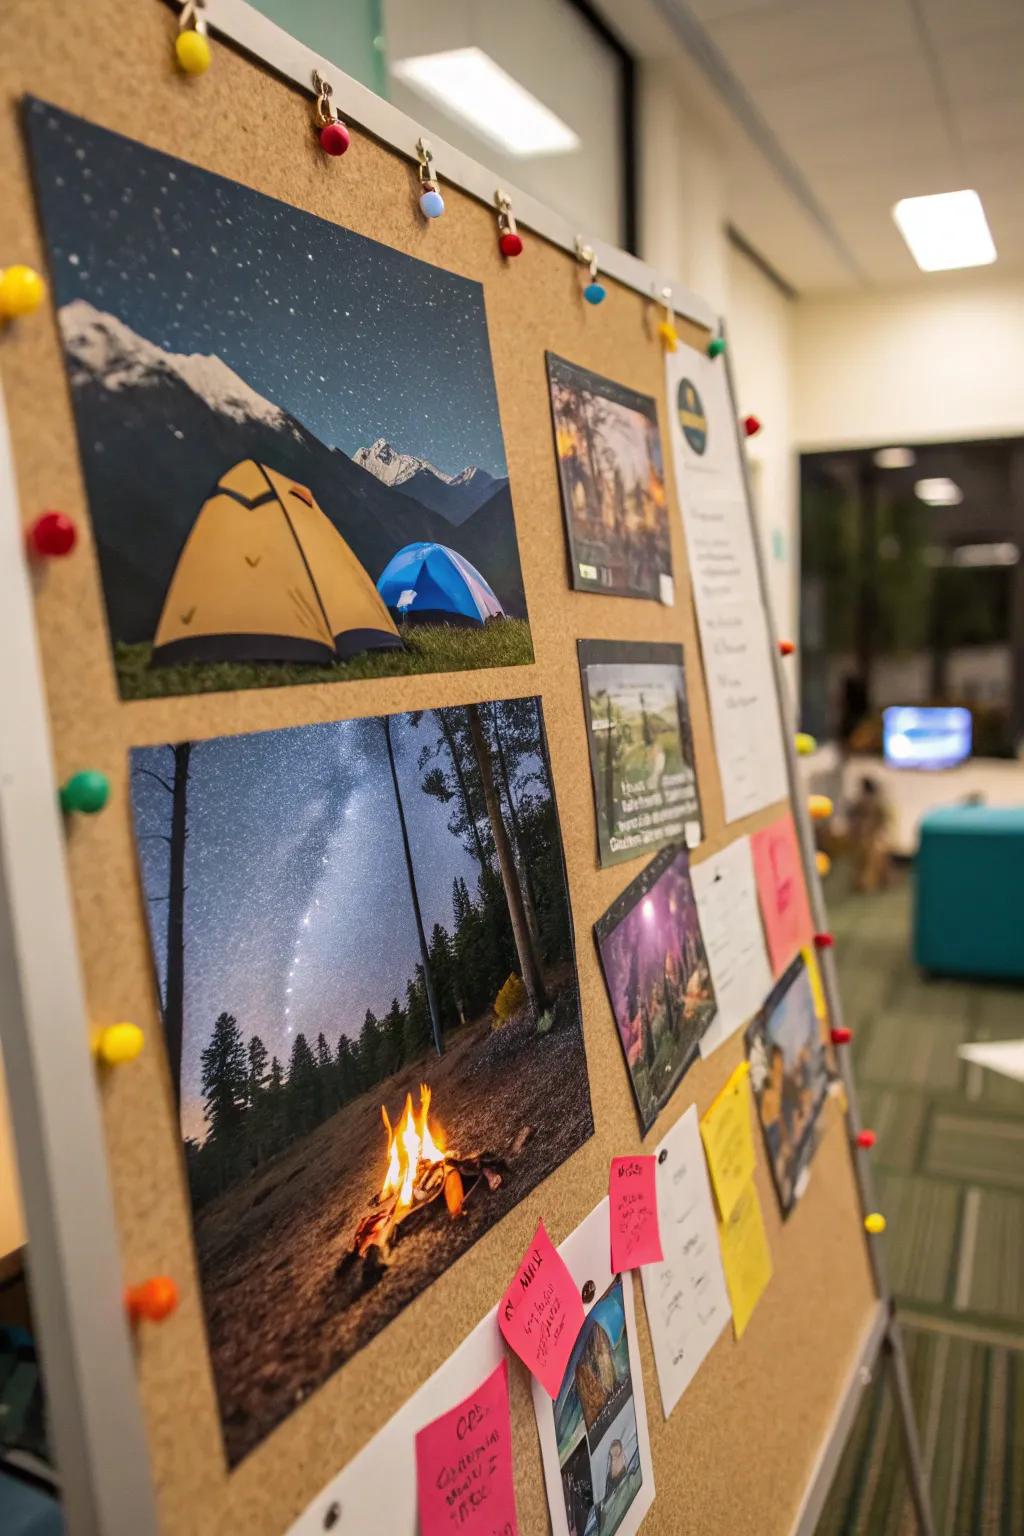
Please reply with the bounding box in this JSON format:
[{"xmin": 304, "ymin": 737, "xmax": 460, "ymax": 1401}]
[
  {"xmin": 60, "ymin": 769, "xmax": 110, "ymax": 815},
  {"xmin": 707, "ymin": 336, "xmax": 726, "ymax": 358}
]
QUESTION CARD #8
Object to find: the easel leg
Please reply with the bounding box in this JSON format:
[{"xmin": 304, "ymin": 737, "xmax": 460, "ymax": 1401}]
[{"xmin": 883, "ymin": 1316, "xmax": 936, "ymax": 1536}]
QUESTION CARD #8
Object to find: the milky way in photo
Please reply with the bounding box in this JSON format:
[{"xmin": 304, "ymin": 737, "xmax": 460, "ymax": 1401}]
[
  {"xmin": 24, "ymin": 98, "xmax": 508, "ymax": 477},
  {"xmin": 131, "ymin": 712, "xmax": 492, "ymax": 1144}
]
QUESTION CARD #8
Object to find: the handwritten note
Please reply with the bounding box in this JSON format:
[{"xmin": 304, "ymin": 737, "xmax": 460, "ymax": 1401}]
[
  {"xmin": 699, "ymin": 1062, "xmax": 756, "ymax": 1221},
  {"xmin": 415, "ymin": 1360, "xmax": 519, "ymax": 1536},
  {"xmin": 498, "ymin": 1220, "xmax": 584, "ymax": 1400},
  {"xmin": 751, "ymin": 814, "xmax": 814, "ymax": 975},
  {"xmin": 609, "ymin": 1156, "xmax": 663, "ymax": 1272},
  {"xmin": 640, "ymin": 1106, "xmax": 731, "ymax": 1418},
  {"xmin": 693, "ymin": 837, "xmax": 773, "ymax": 1059},
  {"xmin": 717, "ymin": 1180, "xmax": 773, "ymax": 1340}
]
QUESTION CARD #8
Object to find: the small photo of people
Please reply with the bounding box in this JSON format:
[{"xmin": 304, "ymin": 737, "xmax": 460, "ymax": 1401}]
[{"xmin": 745, "ymin": 953, "xmax": 829, "ymax": 1216}]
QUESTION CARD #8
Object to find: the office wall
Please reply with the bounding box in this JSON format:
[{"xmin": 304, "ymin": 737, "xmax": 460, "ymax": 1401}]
[{"xmin": 794, "ymin": 273, "xmax": 1024, "ymax": 451}]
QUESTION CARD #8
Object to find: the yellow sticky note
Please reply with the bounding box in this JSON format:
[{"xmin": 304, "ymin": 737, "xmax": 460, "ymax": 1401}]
[
  {"xmin": 718, "ymin": 1180, "xmax": 773, "ymax": 1339},
  {"xmin": 800, "ymin": 945, "xmax": 827, "ymax": 1022},
  {"xmin": 700, "ymin": 1062, "xmax": 756, "ymax": 1222}
]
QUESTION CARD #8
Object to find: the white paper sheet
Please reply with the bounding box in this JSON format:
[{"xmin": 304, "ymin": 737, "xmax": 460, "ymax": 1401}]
[
  {"xmin": 532, "ymin": 1200, "xmax": 656, "ymax": 1536},
  {"xmin": 666, "ymin": 342, "xmax": 789, "ymax": 823},
  {"xmin": 666, "ymin": 346, "xmax": 747, "ymax": 503},
  {"xmin": 284, "ymin": 1310, "xmax": 504, "ymax": 1534},
  {"xmin": 693, "ymin": 838, "xmax": 774, "ymax": 1058},
  {"xmin": 640, "ymin": 1106, "xmax": 731, "ymax": 1419},
  {"xmin": 959, "ymin": 1039, "xmax": 1024, "ymax": 1084}
]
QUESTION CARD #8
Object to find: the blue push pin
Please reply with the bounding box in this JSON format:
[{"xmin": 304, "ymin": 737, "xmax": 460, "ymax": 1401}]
[
  {"xmin": 416, "ymin": 138, "xmax": 444, "ymax": 219},
  {"xmin": 576, "ymin": 238, "xmax": 606, "ymax": 306}
]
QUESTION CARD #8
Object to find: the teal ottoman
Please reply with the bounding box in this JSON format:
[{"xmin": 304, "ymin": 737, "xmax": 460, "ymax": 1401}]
[{"xmin": 914, "ymin": 805, "xmax": 1024, "ymax": 980}]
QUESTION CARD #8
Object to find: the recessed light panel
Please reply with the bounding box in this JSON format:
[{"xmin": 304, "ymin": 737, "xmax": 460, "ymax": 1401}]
[
  {"xmin": 873, "ymin": 447, "xmax": 916, "ymax": 470},
  {"xmin": 915, "ymin": 477, "xmax": 963, "ymax": 506},
  {"xmin": 893, "ymin": 190, "xmax": 996, "ymax": 272},
  {"xmin": 391, "ymin": 47, "xmax": 580, "ymax": 158}
]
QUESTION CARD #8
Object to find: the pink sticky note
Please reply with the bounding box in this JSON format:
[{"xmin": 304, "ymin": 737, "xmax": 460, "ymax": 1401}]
[
  {"xmin": 609, "ymin": 1155, "xmax": 664, "ymax": 1271},
  {"xmin": 751, "ymin": 813, "xmax": 814, "ymax": 975},
  {"xmin": 415, "ymin": 1359, "xmax": 520, "ymax": 1536},
  {"xmin": 497, "ymin": 1220, "xmax": 584, "ymax": 1399}
]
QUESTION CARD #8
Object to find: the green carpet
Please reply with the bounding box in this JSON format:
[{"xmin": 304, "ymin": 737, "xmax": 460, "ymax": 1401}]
[{"xmin": 815, "ymin": 865, "xmax": 1024, "ymax": 1534}]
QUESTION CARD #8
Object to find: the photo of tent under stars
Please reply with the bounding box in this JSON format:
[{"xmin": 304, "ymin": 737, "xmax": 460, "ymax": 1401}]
[
  {"xmin": 594, "ymin": 845, "xmax": 716, "ymax": 1132},
  {"xmin": 130, "ymin": 698, "xmax": 592, "ymax": 1465},
  {"xmin": 25, "ymin": 98, "xmax": 532, "ymax": 699}
]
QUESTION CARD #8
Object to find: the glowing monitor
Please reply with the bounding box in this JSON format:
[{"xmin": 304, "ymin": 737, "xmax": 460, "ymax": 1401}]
[{"xmin": 883, "ymin": 706, "xmax": 972, "ymax": 770}]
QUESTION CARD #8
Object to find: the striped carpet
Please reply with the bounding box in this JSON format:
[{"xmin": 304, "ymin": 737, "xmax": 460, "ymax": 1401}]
[{"xmin": 814, "ymin": 866, "xmax": 1024, "ymax": 1535}]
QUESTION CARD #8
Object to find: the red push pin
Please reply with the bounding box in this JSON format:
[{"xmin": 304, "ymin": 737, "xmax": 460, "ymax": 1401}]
[
  {"xmin": 830, "ymin": 1026, "xmax": 852, "ymax": 1046},
  {"xmin": 778, "ymin": 639, "xmax": 796, "ymax": 656},
  {"xmin": 27, "ymin": 510, "xmax": 77, "ymax": 559},
  {"xmin": 856, "ymin": 1130, "xmax": 876, "ymax": 1149},
  {"xmin": 743, "ymin": 414, "xmax": 762, "ymax": 438},
  {"xmin": 814, "ymin": 931, "xmax": 834, "ymax": 949},
  {"xmin": 125, "ymin": 1275, "xmax": 179, "ymax": 1324},
  {"xmin": 496, "ymin": 190, "xmax": 523, "ymax": 258}
]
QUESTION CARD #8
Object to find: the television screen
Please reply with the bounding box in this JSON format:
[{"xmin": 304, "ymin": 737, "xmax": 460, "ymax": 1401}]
[{"xmin": 883, "ymin": 706, "xmax": 972, "ymax": 770}]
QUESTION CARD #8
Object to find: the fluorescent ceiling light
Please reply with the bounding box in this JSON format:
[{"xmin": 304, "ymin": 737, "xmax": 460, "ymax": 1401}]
[
  {"xmin": 893, "ymin": 190, "xmax": 996, "ymax": 272},
  {"xmin": 873, "ymin": 446, "xmax": 916, "ymax": 470},
  {"xmin": 915, "ymin": 476, "xmax": 963, "ymax": 506},
  {"xmin": 391, "ymin": 47, "xmax": 580, "ymax": 158},
  {"xmin": 951, "ymin": 542, "xmax": 1019, "ymax": 567}
]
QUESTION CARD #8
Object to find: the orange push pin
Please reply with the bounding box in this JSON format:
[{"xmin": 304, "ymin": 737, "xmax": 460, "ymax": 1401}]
[
  {"xmin": 808, "ymin": 794, "xmax": 833, "ymax": 820},
  {"xmin": 657, "ymin": 286, "xmax": 678, "ymax": 352},
  {"xmin": 856, "ymin": 1130, "xmax": 876, "ymax": 1149},
  {"xmin": 126, "ymin": 1276, "xmax": 178, "ymax": 1324},
  {"xmin": 813, "ymin": 932, "xmax": 834, "ymax": 949},
  {"xmin": 816, "ymin": 851, "xmax": 832, "ymax": 877},
  {"xmin": 778, "ymin": 639, "xmax": 796, "ymax": 656},
  {"xmin": 830, "ymin": 1026, "xmax": 852, "ymax": 1045}
]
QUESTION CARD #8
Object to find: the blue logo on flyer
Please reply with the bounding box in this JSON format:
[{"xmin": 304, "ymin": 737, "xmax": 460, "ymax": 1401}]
[{"xmin": 677, "ymin": 378, "xmax": 707, "ymax": 455}]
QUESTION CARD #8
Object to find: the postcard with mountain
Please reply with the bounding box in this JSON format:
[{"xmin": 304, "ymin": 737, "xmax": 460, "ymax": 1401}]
[{"xmin": 25, "ymin": 99, "xmax": 532, "ymax": 699}]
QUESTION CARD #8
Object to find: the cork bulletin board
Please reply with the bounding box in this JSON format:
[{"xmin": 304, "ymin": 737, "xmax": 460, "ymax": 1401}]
[{"xmin": 0, "ymin": 1, "xmax": 878, "ymax": 1531}]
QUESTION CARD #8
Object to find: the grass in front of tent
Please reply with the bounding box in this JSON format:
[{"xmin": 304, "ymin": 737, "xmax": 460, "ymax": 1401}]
[{"xmin": 114, "ymin": 619, "xmax": 534, "ymax": 700}]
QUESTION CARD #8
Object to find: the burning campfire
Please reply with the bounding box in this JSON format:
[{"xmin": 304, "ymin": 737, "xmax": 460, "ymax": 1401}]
[{"xmin": 338, "ymin": 1084, "xmax": 533, "ymax": 1291}]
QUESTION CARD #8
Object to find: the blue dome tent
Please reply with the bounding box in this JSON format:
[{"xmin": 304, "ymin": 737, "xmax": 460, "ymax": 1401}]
[{"xmin": 376, "ymin": 542, "xmax": 505, "ymax": 625}]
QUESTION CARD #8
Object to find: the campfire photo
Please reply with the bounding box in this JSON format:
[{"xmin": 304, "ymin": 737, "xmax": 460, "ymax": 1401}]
[{"xmin": 129, "ymin": 698, "xmax": 592, "ymax": 1465}]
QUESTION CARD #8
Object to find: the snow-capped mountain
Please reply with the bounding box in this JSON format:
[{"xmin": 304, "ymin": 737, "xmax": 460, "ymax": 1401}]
[
  {"xmin": 354, "ymin": 437, "xmax": 498, "ymax": 525},
  {"xmin": 59, "ymin": 299, "xmax": 298, "ymax": 435}
]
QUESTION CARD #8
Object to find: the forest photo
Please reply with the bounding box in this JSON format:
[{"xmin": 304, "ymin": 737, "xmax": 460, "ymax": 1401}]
[
  {"xmin": 547, "ymin": 353, "xmax": 673, "ymax": 602},
  {"xmin": 26, "ymin": 99, "xmax": 531, "ymax": 699},
  {"xmin": 595, "ymin": 846, "xmax": 717, "ymax": 1132},
  {"xmin": 130, "ymin": 699, "xmax": 591, "ymax": 1464}
]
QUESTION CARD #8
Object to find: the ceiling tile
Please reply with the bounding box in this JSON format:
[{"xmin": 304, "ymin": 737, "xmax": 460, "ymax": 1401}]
[{"xmin": 702, "ymin": 0, "xmax": 920, "ymax": 88}]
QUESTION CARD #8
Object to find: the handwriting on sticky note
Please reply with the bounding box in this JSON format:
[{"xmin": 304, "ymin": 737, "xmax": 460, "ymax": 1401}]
[
  {"xmin": 700, "ymin": 1062, "xmax": 756, "ymax": 1221},
  {"xmin": 717, "ymin": 1180, "xmax": 772, "ymax": 1340},
  {"xmin": 415, "ymin": 1359, "xmax": 520, "ymax": 1536},
  {"xmin": 498, "ymin": 1220, "xmax": 584, "ymax": 1399},
  {"xmin": 610, "ymin": 1156, "xmax": 663, "ymax": 1272}
]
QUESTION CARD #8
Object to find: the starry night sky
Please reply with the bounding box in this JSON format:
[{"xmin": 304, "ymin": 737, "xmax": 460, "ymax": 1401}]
[
  {"xmin": 132, "ymin": 712, "xmax": 495, "ymax": 1145},
  {"xmin": 25, "ymin": 98, "xmax": 509, "ymax": 478}
]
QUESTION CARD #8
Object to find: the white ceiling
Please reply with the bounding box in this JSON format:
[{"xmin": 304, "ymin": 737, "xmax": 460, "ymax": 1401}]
[{"xmin": 661, "ymin": 0, "xmax": 1024, "ymax": 291}]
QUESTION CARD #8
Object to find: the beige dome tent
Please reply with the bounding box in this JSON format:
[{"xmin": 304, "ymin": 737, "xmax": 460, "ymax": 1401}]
[{"xmin": 151, "ymin": 460, "xmax": 402, "ymax": 666}]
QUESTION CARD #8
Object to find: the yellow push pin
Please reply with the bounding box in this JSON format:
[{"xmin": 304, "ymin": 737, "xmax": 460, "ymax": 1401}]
[
  {"xmin": 808, "ymin": 794, "xmax": 833, "ymax": 820},
  {"xmin": 816, "ymin": 850, "xmax": 832, "ymax": 877},
  {"xmin": 94, "ymin": 1022, "xmax": 145, "ymax": 1067},
  {"xmin": 175, "ymin": 0, "xmax": 212, "ymax": 75},
  {"xmin": 0, "ymin": 264, "xmax": 46, "ymax": 320},
  {"xmin": 864, "ymin": 1212, "xmax": 886, "ymax": 1235},
  {"xmin": 657, "ymin": 286, "xmax": 678, "ymax": 352},
  {"xmin": 795, "ymin": 732, "xmax": 817, "ymax": 756}
]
